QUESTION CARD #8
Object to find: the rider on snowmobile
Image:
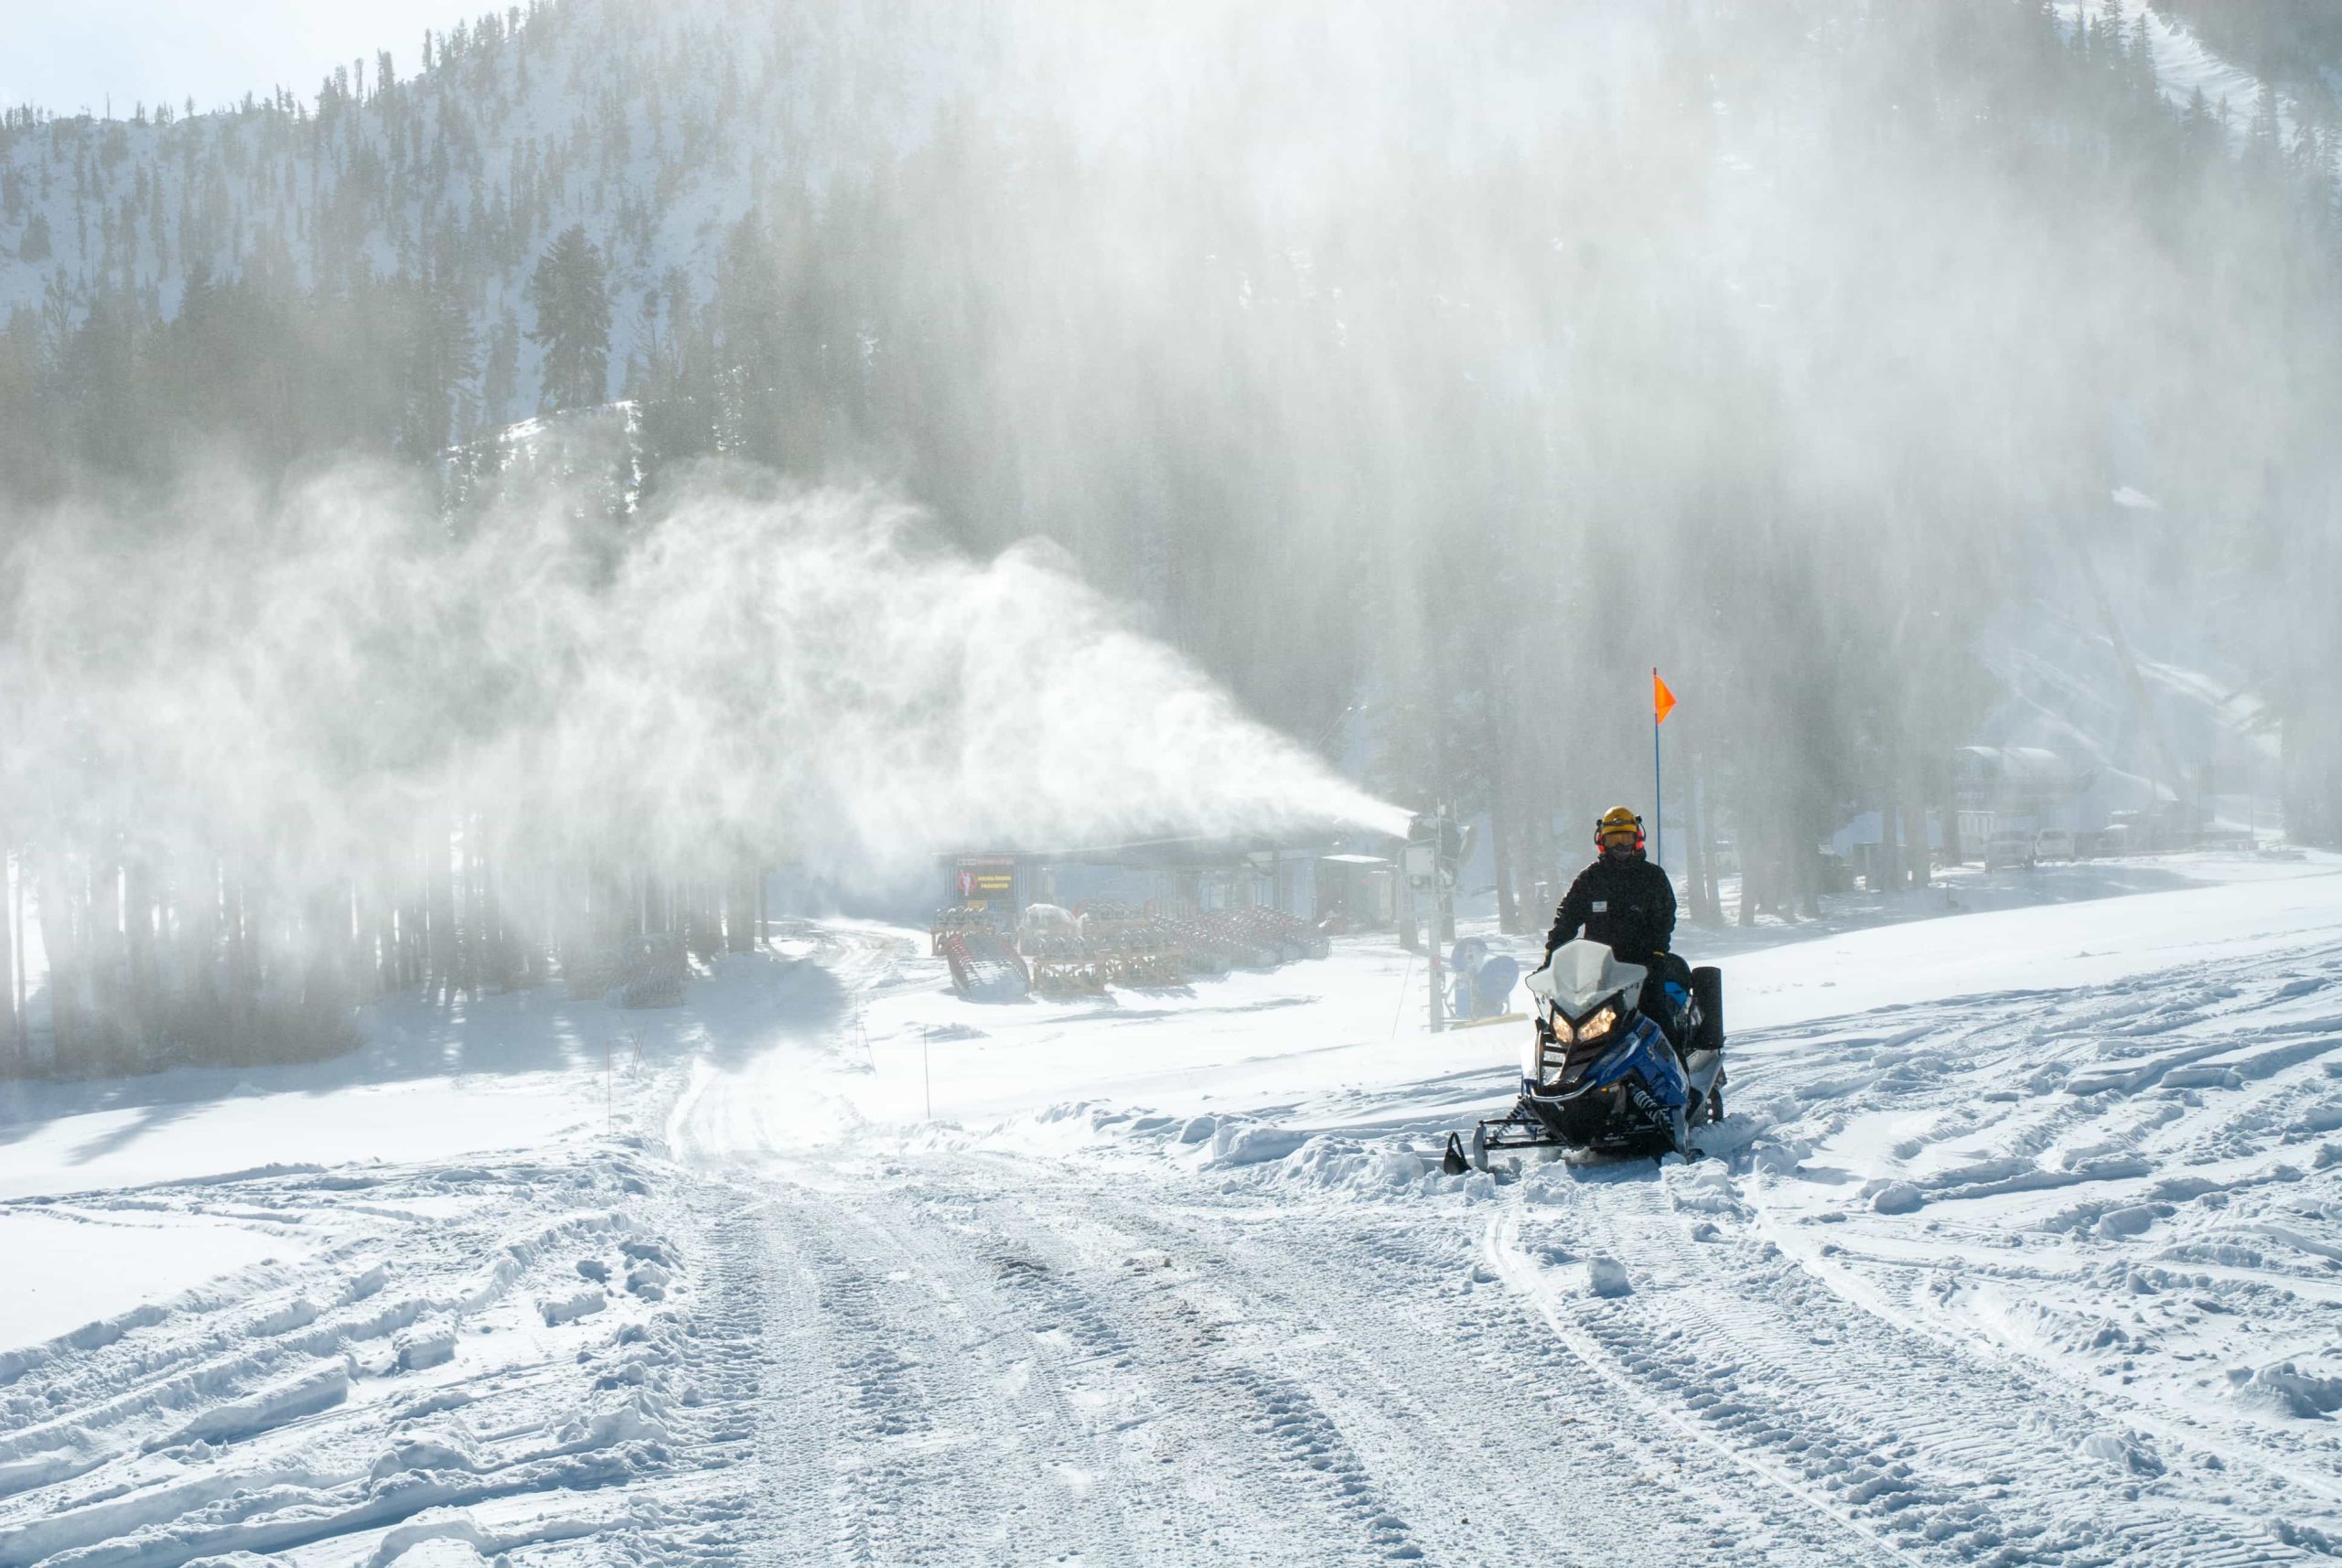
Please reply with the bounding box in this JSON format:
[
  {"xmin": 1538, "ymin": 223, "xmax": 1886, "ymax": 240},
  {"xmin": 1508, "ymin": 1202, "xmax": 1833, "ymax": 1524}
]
[
  {"xmin": 1543, "ymin": 807, "xmax": 1686, "ymax": 1041},
  {"xmin": 1460, "ymin": 808, "xmax": 1718, "ymax": 1169}
]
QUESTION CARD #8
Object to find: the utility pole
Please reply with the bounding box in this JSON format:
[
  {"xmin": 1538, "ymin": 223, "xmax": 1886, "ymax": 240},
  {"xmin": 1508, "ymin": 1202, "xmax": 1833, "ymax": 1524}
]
[
  {"xmin": 1423, "ymin": 802, "xmax": 1456, "ymax": 1035},
  {"xmin": 5, "ymin": 850, "xmax": 21, "ymax": 1069},
  {"xmin": 1425, "ymin": 811, "xmax": 1446, "ymax": 1036}
]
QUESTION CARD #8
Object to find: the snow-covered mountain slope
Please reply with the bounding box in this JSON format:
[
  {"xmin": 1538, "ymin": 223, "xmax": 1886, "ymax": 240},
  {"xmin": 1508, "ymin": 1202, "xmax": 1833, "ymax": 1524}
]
[
  {"xmin": 2, "ymin": 854, "xmax": 2337, "ymax": 1564},
  {"xmin": 0, "ymin": 0, "xmax": 1606, "ymax": 426},
  {"xmin": 2065, "ymin": 1, "xmax": 2276, "ymax": 120},
  {"xmin": 1981, "ymin": 596, "xmax": 2278, "ymax": 831},
  {"xmin": 0, "ymin": 0, "xmax": 1003, "ymax": 417}
]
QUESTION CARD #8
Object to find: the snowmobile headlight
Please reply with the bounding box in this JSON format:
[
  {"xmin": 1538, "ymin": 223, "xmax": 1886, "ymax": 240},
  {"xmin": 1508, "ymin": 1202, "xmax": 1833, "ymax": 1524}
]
[
  {"xmin": 1575, "ymin": 1004, "xmax": 1618, "ymax": 1042},
  {"xmin": 1549, "ymin": 1013, "xmax": 1574, "ymax": 1045}
]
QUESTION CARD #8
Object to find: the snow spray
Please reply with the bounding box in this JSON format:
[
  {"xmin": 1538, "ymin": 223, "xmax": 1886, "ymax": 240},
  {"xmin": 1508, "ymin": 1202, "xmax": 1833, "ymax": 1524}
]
[{"xmin": 0, "ymin": 462, "xmax": 1405, "ymax": 900}]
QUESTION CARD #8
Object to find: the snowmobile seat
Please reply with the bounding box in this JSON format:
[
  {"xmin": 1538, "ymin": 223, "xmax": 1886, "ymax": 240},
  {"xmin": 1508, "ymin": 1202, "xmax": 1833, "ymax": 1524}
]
[{"xmin": 1642, "ymin": 952, "xmax": 1696, "ymax": 1048}]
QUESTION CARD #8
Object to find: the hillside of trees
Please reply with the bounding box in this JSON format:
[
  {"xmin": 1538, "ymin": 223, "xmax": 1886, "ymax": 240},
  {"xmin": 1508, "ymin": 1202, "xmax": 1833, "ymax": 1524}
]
[
  {"xmin": 2154, "ymin": 0, "xmax": 2342, "ymax": 98},
  {"xmin": 3, "ymin": 0, "xmax": 2341, "ymax": 1077}
]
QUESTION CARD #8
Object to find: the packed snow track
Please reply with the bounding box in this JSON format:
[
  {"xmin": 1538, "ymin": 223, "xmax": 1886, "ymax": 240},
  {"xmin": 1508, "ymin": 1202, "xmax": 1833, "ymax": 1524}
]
[{"xmin": 2, "ymin": 863, "xmax": 2339, "ymax": 1565}]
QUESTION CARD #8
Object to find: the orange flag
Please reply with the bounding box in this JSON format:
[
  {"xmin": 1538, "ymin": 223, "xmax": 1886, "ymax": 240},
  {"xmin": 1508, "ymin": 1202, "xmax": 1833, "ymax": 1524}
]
[{"xmin": 1652, "ymin": 669, "xmax": 1678, "ymax": 725}]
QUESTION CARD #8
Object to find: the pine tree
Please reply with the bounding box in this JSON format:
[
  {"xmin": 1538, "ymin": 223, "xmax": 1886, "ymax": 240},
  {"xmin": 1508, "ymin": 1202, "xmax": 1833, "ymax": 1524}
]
[
  {"xmin": 2292, "ymin": 118, "xmax": 2322, "ymax": 183},
  {"xmin": 2322, "ymin": 128, "xmax": 2342, "ymax": 231},
  {"xmin": 526, "ymin": 223, "xmax": 609, "ymax": 412},
  {"xmin": 2247, "ymin": 81, "xmax": 2282, "ymax": 168},
  {"xmin": 483, "ymin": 306, "xmax": 519, "ymax": 424},
  {"xmin": 399, "ymin": 258, "xmax": 477, "ymax": 456},
  {"xmin": 710, "ymin": 209, "xmax": 787, "ymax": 461}
]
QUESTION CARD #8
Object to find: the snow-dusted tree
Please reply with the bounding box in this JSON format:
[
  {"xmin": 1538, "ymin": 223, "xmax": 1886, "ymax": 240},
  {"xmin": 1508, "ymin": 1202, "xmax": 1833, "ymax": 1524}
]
[
  {"xmin": 526, "ymin": 223, "xmax": 609, "ymax": 413},
  {"xmin": 483, "ymin": 306, "xmax": 519, "ymax": 424},
  {"xmin": 2247, "ymin": 81, "xmax": 2283, "ymax": 166},
  {"xmin": 400, "ymin": 258, "xmax": 478, "ymax": 456}
]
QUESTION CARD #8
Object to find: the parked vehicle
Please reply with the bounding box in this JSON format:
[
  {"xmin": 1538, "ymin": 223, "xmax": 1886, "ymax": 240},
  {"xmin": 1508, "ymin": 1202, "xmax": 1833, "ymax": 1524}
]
[
  {"xmin": 2033, "ymin": 828, "xmax": 2076, "ymax": 862},
  {"xmin": 1985, "ymin": 830, "xmax": 2036, "ymax": 871}
]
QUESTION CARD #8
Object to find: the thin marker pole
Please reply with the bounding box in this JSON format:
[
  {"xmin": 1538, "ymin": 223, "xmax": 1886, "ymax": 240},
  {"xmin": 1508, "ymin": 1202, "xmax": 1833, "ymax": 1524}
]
[{"xmin": 1652, "ymin": 668, "xmax": 1664, "ymax": 875}]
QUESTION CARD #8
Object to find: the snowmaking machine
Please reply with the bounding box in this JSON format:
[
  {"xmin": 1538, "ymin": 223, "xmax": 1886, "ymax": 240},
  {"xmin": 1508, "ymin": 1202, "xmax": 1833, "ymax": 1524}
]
[
  {"xmin": 1445, "ymin": 939, "xmax": 1724, "ymax": 1170},
  {"xmin": 1445, "ymin": 937, "xmax": 1523, "ymax": 1026}
]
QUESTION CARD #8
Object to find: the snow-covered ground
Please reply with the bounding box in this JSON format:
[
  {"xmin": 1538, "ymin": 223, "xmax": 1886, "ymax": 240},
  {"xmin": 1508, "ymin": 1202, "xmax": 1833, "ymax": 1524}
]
[{"xmin": 3, "ymin": 852, "xmax": 2339, "ymax": 1564}]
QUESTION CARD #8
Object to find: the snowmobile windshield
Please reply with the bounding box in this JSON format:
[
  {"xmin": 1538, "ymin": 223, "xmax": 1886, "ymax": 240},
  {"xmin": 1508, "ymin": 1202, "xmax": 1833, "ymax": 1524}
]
[{"xmin": 1531, "ymin": 939, "xmax": 1646, "ymax": 1020}]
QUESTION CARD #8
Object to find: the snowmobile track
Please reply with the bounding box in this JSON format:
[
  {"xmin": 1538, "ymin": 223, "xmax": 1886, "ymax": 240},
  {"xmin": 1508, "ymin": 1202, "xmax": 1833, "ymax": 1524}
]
[
  {"xmin": 9, "ymin": 892, "xmax": 2338, "ymax": 1566},
  {"xmin": 1480, "ymin": 996, "xmax": 2339, "ymax": 1568},
  {"xmin": 826, "ymin": 1157, "xmax": 1878, "ymax": 1566}
]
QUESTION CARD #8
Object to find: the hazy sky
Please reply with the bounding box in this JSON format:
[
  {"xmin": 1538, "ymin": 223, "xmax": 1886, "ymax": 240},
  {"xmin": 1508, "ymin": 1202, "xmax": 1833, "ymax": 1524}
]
[{"xmin": 5, "ymin": 0, "xmax": 473, "ymax": 117}]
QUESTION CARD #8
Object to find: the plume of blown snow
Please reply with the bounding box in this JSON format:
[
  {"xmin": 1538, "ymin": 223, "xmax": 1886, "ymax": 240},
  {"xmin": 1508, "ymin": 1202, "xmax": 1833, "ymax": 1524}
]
[{"xmin": 0, "ymin": 462, "xmax": 1403, "ymax": 894}]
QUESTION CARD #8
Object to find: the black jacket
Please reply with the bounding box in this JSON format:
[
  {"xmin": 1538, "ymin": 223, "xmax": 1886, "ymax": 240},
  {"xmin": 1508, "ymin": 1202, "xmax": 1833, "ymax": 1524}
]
[{"xmin": 1544, "ymin": 852, "xmax": 1676, "ymax": 970}]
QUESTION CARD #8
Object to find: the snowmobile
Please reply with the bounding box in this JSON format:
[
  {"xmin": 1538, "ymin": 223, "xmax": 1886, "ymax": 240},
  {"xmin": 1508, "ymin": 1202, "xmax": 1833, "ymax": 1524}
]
[{"xmin": 1447, "ymin": 939, "xmax": 1724, "ymax": 1171}]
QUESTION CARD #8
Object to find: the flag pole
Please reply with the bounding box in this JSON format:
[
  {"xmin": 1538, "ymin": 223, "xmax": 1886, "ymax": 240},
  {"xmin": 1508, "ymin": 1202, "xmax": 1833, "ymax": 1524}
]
[{"xmin": 1652, "ymin": 667, "xmax": 1663, "ymax": 876}]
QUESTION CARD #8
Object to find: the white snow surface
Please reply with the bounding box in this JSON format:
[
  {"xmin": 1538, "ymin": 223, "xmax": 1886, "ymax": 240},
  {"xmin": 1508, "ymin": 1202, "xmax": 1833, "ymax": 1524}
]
[{"xmin": 3, "ymin": 853, "xmax": 2340, "ymax": 1563}]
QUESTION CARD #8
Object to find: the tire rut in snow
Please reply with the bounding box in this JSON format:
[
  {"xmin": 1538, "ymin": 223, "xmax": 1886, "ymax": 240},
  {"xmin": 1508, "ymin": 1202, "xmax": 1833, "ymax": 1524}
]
[
  {"xmin": 707, "ymin": 1164, "xmax": 1623, "ymax": 1564},
  {"xmin": 609, "ymin": 1190, "xmax": 779, "ymax": 1565},
  {"xmin": 1083, "ymin": 1190, "xmax": 1853, "ymax": 1567},
  {"xmin": 1499, "ymin": 1172, "xmax": 2322, "ymax": 1566},
  {"xmin": 1714, "ymin": 943, "xmax": 2342, "ymax": 1562},
  {"xmin": 979, "ymin": 1234, "xmax": 1422, "ymax": 1565},
  {"xmin": 706, "ymin": 1178, "xmax": 1185, "ymax": 1563},
  {"xmin": 0, "ymin": 1152, "xmax": 702, "ymax": 1567},
  {"xmin": 850, "ymin": 1157, "xmax": 1873, "ymax": 1566}
]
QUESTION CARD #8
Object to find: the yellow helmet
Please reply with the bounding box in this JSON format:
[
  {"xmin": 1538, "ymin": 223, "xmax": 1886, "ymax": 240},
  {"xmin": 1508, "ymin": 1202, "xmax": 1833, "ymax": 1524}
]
[{"xmin": 1596, "ymin": 806, "xmax": 1644, "ymax": 853}]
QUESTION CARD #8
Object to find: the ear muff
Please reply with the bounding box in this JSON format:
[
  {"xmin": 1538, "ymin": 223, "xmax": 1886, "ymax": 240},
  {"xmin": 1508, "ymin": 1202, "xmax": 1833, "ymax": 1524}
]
[{"xmin": 1595, "ymin": 811, "xmax": 1647, "ymax": 854}]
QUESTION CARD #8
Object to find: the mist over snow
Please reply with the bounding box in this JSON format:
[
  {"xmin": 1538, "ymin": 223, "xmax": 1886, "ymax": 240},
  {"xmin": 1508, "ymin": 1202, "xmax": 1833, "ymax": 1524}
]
[
  {"xmin": 0, "ymin": 465, "xmax": 1406, "ymax": 897},
  {"xmin": 0, "ymin": 0, "xmax": 2337, "ymax": 1037},
  {"xmin": 0, "ymin": 5, "xmax": 2338, "ymax": 1565}
]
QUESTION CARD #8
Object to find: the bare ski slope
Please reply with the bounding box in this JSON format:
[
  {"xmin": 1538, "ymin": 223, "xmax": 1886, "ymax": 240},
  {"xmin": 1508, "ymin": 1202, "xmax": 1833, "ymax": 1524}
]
[{"xmin": 1, "ymin": 853, "xmax": 2338, "ymax": 1565}]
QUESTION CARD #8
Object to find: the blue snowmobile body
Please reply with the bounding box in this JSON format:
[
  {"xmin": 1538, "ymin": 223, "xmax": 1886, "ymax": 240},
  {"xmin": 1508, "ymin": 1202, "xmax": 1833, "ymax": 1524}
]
[
  {"xmin": 1463, "ymin": 939, "xmax": 1724, "ymax": 1168},
  {"xmin": 1550, "ymin": 1012, "xmax": 1688, "ymax": 1112}
]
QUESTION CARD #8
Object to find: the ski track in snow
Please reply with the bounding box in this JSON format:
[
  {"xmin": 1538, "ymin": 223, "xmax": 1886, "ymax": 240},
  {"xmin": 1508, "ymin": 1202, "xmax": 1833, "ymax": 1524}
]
[{"xmin": 2, "ymin": 879, "xmax": 2339, "ymax": 1563}]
